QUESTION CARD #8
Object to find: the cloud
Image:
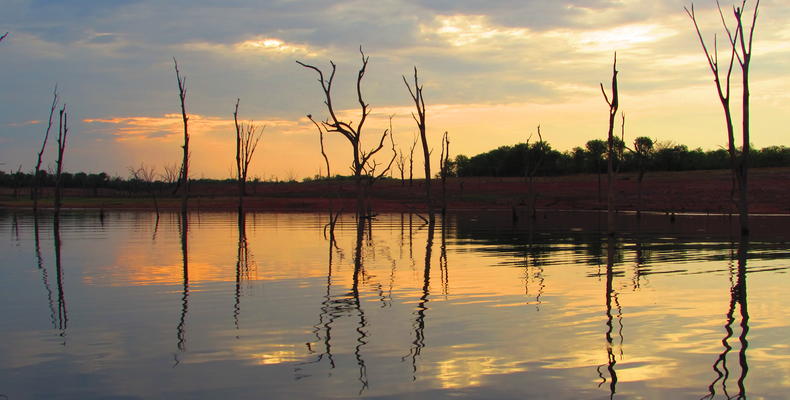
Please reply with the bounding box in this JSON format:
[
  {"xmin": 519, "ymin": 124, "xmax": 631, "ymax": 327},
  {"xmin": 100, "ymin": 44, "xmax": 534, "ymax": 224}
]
[
  {"xmin": 83, "ymin": 114, "xmax": 233, "ymax": 141},
  {"xmin": 83, "ymin": 113, "xmax": 309, "ymax": 142},
  {"xmin": 184, "ymin": 36, "xmax": 323, "ymax": 59},
  {"xmin": 7, "ymin": 120, "xmax": 41, "ymax": 127}
]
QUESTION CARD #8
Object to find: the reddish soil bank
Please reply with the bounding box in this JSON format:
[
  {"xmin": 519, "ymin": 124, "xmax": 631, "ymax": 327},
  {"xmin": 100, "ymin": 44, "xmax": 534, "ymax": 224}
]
[{"xmin": 2, "ymin": 167, "xmax": 789, "ymax": 214}]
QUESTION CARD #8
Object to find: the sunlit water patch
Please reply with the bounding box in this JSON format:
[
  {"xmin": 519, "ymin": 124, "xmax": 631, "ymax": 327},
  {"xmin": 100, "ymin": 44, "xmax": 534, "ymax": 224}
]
[{"xmin": 1, "ymin": 210, "xmax": 789, "ymax": 399}]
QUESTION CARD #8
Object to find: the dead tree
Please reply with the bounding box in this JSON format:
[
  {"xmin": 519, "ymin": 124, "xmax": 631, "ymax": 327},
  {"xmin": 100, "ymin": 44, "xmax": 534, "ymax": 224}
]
[
  {"xmin": 54, "ymin": 104, "xmax": 69, "ymax": 216},
  {"xmin": 33, "ymin": 86, "xmax": 59, "ymax": 212},
  {"xmin": 524, "ymin": 125, "xmax": 547, "ymax": 219},
  {"xmin": 309, "ymin": 114, "xmax": 343, "ymax": 240},
  {"xmin": 395, "ymin": 149, "xmax": 406, "ymax": 185},
  {"xmin": 630, "ymin": 136, "xmax": 653, "ymax": 217},
  {"xmin": 403, "ymin": 67, "xmax": 432, "ymax": 216},
  {"xmin": 600, "ymin": 53, "xmax": 619, "ymax": 236},
  {"xmin": 233, "ymin": 99, "xmax": 264, "ymax": 212},
  {"xmin": 439, "ymin": 131, "xmax": 450, "ymax": 215},
  {"xmin": 685, "ymin": 0, "xmax": 759, "ymax": 236},
  {"xmin": 162, "ymin": 163, "xmax": 180, "ymax": 186},
  {"xmin": 408, "ymin": 134, "xmax": 417, "ymax": 186},
  {"xmin": 309, "ymin": 114, "xmax": 332, "ymax": 180},
  {"xmin": 297, "ymin": 47, "xmax": 393, "ymax": 216},
  {"xmin": 173, "ymin": 58, "xmax": 190, "ymax": 214},
  {"xmin": 130, "ymin": 163, "xmax": 160, "ymax": 218},
  {"xmin": 359, "ymin": 115, "xmax": 398, "ymax": 214}
]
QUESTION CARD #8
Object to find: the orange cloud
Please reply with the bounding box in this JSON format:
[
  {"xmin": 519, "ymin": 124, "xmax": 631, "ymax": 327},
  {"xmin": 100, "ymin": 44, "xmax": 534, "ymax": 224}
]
[
  {"xmin": 7, "ymin": 120, "xmax": 41, "ymax": 127},
  {"xmin": 84, "ymin": 114, "xmax": 309, "ymax": 142},
  {"xmin": 84, "ymin": 114, "xmax": 234, "ymax": 142}
]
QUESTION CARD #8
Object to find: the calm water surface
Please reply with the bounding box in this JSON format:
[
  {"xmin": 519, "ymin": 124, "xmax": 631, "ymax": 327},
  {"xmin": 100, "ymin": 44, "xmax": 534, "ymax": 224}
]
[{"xmin": 1, "ymin": 210, "xmax": 789, "ymax": 399}]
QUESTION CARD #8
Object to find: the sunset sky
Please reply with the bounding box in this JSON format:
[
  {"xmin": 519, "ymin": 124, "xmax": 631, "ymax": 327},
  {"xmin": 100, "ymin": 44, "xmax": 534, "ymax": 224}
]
[{"xmin": 1, "ymin": 0, "xmax": 787, "ymax": 180}]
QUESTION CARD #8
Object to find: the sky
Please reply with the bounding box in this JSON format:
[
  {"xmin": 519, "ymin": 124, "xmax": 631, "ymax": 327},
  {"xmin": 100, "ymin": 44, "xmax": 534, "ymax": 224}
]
[{"xmin": 1, "ymin": 0, "xmax": 788, "ymax": 180}]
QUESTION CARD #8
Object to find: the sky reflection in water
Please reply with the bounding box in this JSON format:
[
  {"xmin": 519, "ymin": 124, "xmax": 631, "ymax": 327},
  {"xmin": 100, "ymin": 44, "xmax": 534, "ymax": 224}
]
[{"xmin": 1, "ymin": 210, "xmax": 789, "ymax": 399}]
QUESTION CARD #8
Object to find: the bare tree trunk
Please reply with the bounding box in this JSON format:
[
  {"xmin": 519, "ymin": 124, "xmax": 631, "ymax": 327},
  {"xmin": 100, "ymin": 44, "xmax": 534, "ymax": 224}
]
[
  {"xmin": 54, "ymin": 104, "xmax": 69, "ymax": 216},
  {"xmin": 234, "ymin": 99, "xmax": 243, "ymax": 211},
  {"xmin": 174, "ymin": 58, "xmax": 190, "ymax": 215},
  {"xmin": 525, "ymin": 125, "xmax": 546, "ymax": 219},
  {"xmin": 439, "ymin": 131, "xmax": 449, "ymax": 215},
  {"xmin": 409, "ymin": 136, "xmax": 416, "ymax": 187},
  {"xmin": 600, "ymin": 54, "xmax": 619, "ymax": 236},
  {"xmin": 33, "ymin": 86, "xmax": 59, "ymax": 213},
  {"xmin": 734, "ymin": 2, "xmax": 758, "ymax": 236},
  {"xmin": 685, "ymin": 1, "xmax": 758, "ymax": 236},
  {"xmin": 404, "ymin": 68, "xmax": 431, "ymax": 217},
  {"xmin": 233, "ymin": 99, "xmax": 264, "ymax": 213}
]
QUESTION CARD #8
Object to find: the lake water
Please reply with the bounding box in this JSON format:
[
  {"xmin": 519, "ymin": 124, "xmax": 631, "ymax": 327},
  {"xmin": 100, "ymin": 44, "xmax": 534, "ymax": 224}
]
[{"xmin": 1, "ymin": 210, "xmax": 789, "ymax": 399}]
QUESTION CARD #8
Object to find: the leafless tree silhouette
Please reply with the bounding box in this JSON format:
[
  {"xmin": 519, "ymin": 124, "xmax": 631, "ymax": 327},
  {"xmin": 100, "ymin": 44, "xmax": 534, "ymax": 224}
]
[
  {"xmin": 600, "ymin": 53, "xmax": 619, "ymax": 236},
  {"xmin": 630, "ymin": 136, "xmax": 654, "ymax": 217},
  {"xmin": 408, "ymin": 134, "xmax": 418, "ymax": 186},
  {"xmin": 403, "ymin": 68, "xmax": 432, "ymax": 216},
  {"xmin": 524, "ymin": 125, "xmax": 547, "ymax": 219},
  {"xmin": 173, "ymin": 58, "xmax": 190, "ymax": 214},
  {"xmin": 233, "ymin": 99, "xmax": 264, "ymax": 212},
  {"xmin": 395, "ymin": 149, "xmax": 406, "ymax": 185},
  {"xmin": 160, "ymin": 163, "xmax": 178, "ymax": 184},
  {"xmin": 33, "ymin": 86, "xmax": 59, "ymax": 212},
  {"xmin": 297, "ymin": 47, "xmax": 394, "ymax": 216},
  {"xmin": 54, "ymin": 104, "xmax": 69, "ymax": 216},
  {"xmin": 685, "ymin": 0, "xmax": 760, "ymax": 236},
  {"xmin": 129, "ymin": 163, "xmax": 160, "ymax": 218},
  {"xmin": 439, "ymin": 131, "xmax": 450, "ymax": 215}
]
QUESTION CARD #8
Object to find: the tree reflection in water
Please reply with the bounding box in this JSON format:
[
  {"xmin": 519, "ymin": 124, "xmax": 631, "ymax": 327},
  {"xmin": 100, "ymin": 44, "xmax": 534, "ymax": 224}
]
[
  {"xmin": 403, "ymin": 215, "xmax": 435, "ymax": 381},
  {"xmin": 233, "ymin": 211, "xmax": 256, "ymax": 337},
  {"xmin": 53, "ymin": 213, "xmax": 68, "ymax": 344},
  {"xmin": 596, "ymin": 236, "xmax": 620, "ymax": 399},
  {"xmin": 298, "ymin": 216, "xmax": 369, "ymax": 394},
  {"xmin": 521, "ymin": 222, "xmax": 545, "ymax": 310},
  {"xmin": 703, "ymin": 239, "xmax": 750, "ymax": 400},
  {"xmin": 34, "ymin": 214, "xmax": 57, "ymax": 329},
  {"xmin": 175, "ymin": 211, "xmax": 189, "ymax": 364}
]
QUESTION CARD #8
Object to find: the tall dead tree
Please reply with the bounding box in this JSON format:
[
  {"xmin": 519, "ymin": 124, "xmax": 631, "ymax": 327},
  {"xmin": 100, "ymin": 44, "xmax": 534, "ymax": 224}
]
[
  {"xmin": 129, "ymin": 163, "xmax": 160, "ymax": 218},
  {"xmin": 309, "ymin": 113, "xmax": 342, "ymax": 240},
  {"xmin": 54, "ymin": 104, "xmax": 69, "ymax": 216},
  {"xmin": 173, "ymin": 58, "xmax": 190, "ymax": 215},
  {"xmin": 686, "ymin": 0, "xmax": 759, "ymax": 236},
  {"xmin": 631, "ymin": 136, "xmax": 654, "ymax": 217},
  {"xmin": 33, "ymin": 86, "xmax": 59, "ymax": 212},
  {"xmin": 439, "ymin": 131, "xmax": 450, "ymax": 215},
  {"xmin": 600, "ymin": 53, "xmax": 619, "ymax": 236},
  {"xmin": 395, "ymin": 149, "xmax": 406, "ymax": 185},
  {"xmin": 403, "ymin": 67, "xmax": 432, "ymax": 216},
  {"xmin": 525, "ymin": 125, "xmax": 547, "ymax": 219},
  {"xmin": 297, "ymin": 47, "xmax": 393, "ymax": 216},
  {"xmin": 233, "ymin": 99, "xmax": 264, "ymax": 212},
  {"xmin": 408, "ymin": 135, "xmax": 417, "ymax": 186}
]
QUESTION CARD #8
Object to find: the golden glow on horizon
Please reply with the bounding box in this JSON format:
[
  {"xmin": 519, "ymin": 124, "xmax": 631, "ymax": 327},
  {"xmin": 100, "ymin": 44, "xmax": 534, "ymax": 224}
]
[
  {"xmin": 235, "ymin": 37, "xmax": 319, "ymax": 56},
  {"xmin": 84, "ymin": 114, "xmax": 233, "ymax": 141},
  {"xmin": 80, "ymin": 76, "xmax": 790, "ymax": 180},
  {"xmin": 550, "ymin": 23, "xmax": 678, "ymax": 53},
  {"xmin": 428, "ymin": 15, "xmax": 530, "ymax": 47}
]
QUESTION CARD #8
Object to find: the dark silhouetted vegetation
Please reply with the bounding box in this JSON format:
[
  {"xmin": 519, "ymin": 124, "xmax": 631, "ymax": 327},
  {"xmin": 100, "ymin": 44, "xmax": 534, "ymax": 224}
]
[{"xmin": 449, "ymin": 142, "xmax": 790, "ymax": 178}]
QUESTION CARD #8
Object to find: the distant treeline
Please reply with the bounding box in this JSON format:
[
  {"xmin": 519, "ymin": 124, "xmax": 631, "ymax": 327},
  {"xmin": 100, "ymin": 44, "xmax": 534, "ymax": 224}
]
[
  {"xmin": 2, "ymin": 140, "xmax": 790, "ymax": 189},
  {"xmin": 0, "ymin": 171, "xmax": 235, "ymax": 192},
  {"xmin": 450, "ymin": 139, "xmax": 790, "ymax": 177}
]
